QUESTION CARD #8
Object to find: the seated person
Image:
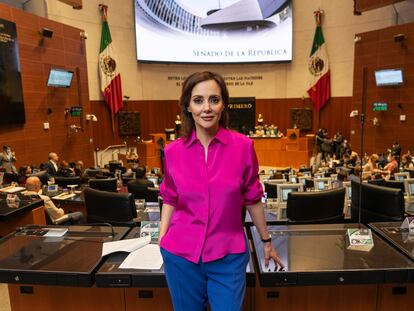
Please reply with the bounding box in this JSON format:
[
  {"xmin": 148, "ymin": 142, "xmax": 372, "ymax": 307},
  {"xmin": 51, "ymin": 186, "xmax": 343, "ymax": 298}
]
[
  {"xmin": 25, "ymin": 176, "xmax": 83, "ymax": 225},
  {"xmin": 56, "ymin": 160, "xmax": 75, "ymax": 177},
  {"xmin": 401, "ymin": 153, "xmax": 414, "ymax": 170},
  {"xmin": 18, "ymin": 164, "xmax": 33, "ymax": 185},
  {"xmin": 74, "ymin": 160, "xmax": 84, "ymax": 177},
  {"xmin": 127, "ymin": 166, "xmax": 155, "ymax": 192},
  {"xmin": 383, "ymin": 155, "xmax": 399, "ymax": 177}
]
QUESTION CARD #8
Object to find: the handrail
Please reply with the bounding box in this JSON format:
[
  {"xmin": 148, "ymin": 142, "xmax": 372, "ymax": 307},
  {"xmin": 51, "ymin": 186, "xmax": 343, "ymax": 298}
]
[{"xmin": 99, "ymin": 144, "xmax": 126, "ymax": 168}]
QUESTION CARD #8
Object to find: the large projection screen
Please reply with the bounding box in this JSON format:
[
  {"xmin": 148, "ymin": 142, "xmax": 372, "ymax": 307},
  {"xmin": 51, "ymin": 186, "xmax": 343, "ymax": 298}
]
[{"xmin": 134, "ymin": 0, "xmax": 293, "ymax": 64}]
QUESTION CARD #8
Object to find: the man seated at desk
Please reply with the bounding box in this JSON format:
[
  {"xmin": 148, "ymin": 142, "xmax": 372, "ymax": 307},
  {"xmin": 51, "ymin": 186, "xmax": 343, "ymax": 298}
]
[{"xmin": 25, "ymin": 176, "xmax": 83, "ymax": 225}]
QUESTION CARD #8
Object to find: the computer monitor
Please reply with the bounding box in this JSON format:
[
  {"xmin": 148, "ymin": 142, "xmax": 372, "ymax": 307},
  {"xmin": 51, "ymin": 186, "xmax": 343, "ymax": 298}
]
[
  {"xmin": 302, "ymin": 171, "xmax": 312, "ymax": 177},
  {"xmin": 298, "ymin": 177, "xmax": 308, "ymax": 186},
  {"xmin": 395, "ymin": 172, "xmax": 410, "ymax": 182},
  {"xmin": 314, "ymin": 172, "xmax": 324, "ymax": 179},
  {"xmin": 277, "ymin": 183, "xmax": 303, "ymax": 203},
  {"xmin": 148, "ymin": 176, "xmax": 158, "ymax": 186},
  {"xmin": 343, "ymin": 181, "xmax": 351, "ymax": 200},
  {"xmin": 314, "ymin": 177, "xmax": 331, "ymax": 191},
  {"xmin": 289, "ymin": 175, "xmax": 298, "ymax": 183},
  {"xmin": 404, "ymin": 178, "xmax": 414, "ymax": 197}
]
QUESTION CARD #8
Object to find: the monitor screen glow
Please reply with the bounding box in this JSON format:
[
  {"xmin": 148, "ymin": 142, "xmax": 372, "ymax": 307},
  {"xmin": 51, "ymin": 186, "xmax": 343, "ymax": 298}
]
[
  {"xmin": 282, "ymin": 188, "xmax": 294, "ymax": 201},
  {"xmin": 134, "ymin": 0, "xmax": 293, "ymax": 63},
  {"xmin": 409, "ymin": 182, "xmax": 414, "ymax": 195},
  {"xmin": 47, "ymin": 68, "xmax": 73, "ymax": 88},
  {"xmin": 148, "ymin": 177, "xmax": 158, "ymax": 185},
  {"xmin": 374, "ymin": 69, "xmax": 403, "ymax": 86},
  {"xmin": 317, "ymin": 181, "xmax": 325, "ymax": 190}
]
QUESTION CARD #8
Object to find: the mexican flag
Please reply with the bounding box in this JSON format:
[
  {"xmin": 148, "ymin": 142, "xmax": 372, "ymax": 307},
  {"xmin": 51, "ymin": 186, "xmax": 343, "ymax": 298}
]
[
  {"xmin": 99, "ymin": 6, "xmax": 123, "ymax": 115},
  {"xmin": 307, "ymin": 12, "xmax": 330, "ymax": 112}
]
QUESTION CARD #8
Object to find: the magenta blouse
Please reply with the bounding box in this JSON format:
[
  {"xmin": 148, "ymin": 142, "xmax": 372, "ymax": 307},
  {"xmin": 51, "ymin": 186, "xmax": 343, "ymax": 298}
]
[{"xmin": 160, "ymin": 127, "xmax": 263, "ymax": 263}]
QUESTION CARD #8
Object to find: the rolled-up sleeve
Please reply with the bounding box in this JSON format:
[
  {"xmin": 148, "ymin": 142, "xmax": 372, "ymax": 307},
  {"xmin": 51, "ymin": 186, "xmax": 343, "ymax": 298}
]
[
  {"xmin": 242, "ymin": 139, "xmax": 263, "ymax": 205},
  {"xmin": 159, "ymin": 149, "xmax": 178, "ymax": 206}
]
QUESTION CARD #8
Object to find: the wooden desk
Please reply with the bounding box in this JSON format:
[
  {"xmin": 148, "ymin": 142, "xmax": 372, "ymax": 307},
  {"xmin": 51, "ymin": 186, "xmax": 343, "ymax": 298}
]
[
  {"xmin": 0, "ymin": 195, "xmax": 45, "ymax": 237},
  {"xmin": 252, "ymin": 136, "xmax": 312, "ymax": 168}
]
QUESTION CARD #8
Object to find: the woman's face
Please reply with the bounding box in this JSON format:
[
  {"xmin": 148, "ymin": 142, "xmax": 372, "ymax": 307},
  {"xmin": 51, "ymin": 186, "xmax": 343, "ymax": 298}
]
[
  {"xmin": 26, "ymin": 166, "xmax": 32, "ymax": 174},
  {"xmin": 188, "ymin": 79, "xmax": 224, "ymax": 134}
]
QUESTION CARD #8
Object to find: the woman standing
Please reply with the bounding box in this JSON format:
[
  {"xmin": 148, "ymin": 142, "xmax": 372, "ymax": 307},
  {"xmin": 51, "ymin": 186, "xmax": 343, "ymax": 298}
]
[{"xmin": 159, "ymin": 71, "xmax": 283, "ymax": 311}]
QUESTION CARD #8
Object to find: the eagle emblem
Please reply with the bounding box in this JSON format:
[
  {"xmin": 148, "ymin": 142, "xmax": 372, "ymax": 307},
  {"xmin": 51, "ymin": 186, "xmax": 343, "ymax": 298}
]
[
  {"xmin": 308, "ymin": 56, "xmax": 324, "ymax": 76},
  {"xmin": 99, "ymin": 54, "xmax": 116, "ymax": 77}
]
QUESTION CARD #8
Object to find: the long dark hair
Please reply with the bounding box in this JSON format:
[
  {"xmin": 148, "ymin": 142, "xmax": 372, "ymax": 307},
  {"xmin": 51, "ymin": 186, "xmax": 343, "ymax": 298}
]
[{"xmin": 179, "ymin": 71, "xmax": 229, "ymax": 137}]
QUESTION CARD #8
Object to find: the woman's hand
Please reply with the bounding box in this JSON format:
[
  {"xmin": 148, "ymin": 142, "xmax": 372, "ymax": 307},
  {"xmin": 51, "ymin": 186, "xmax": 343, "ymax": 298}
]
[{"xmin": 263, "ymin": 242, "xmax": 284, "ymax": 270}]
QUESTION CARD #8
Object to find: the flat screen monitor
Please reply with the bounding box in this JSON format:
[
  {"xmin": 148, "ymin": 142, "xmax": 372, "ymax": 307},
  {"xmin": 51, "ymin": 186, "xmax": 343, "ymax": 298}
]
[
  {"xmin": 148, "ymin": 177, "xmax": 158, "ymax": 186},
  {"xmin": 290, "ymin": 176, "xmax": 297, "ymax": 183},
  {"xmin": 316, "ymin": 180, "xmax": 325, "ymax": 191},
  {"xmin": 410, "ymin": 183, "xmax": 414, "ymax": 195},
  {"xmin": 0, "ymin": 18, "xmax": 25, "ymax": 125},
  {"xmin": 374, "ymin": 69, "xmax": 403, "ymax": 86},
  {"xmin": 281, "ymin": 188, "xmax": 293, "ymax": 202},
  {"xmin": 47, "ymin": 68, "xmax": 73, "ymax": 88},
  {"xmin": 134, "ymin": 0, "xmax": 293, "ymax": 63}
]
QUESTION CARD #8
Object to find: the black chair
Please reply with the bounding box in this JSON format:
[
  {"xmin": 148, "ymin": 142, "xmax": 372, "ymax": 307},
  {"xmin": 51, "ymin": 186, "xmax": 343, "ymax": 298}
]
[
  {"xmin": 146, "ymin": 187, "xmax": 160, "ymax": 202},
  {"xmin": 286, "ymin": 187, "xmax": 345, "ymax": 224},
  {"xmin": 264, "ymin": 182, "xmax": 277, "ymax": 199},
  {"xmin": 127, "ymin": 179, "xmax": 155, "ymax": 201},
  {"xmin": 89, "ymin": 178, "xmax": 118, "ymax": 192},
  {"xmin": 350, "ymin": 181, "xmax": 404, "ymax": 223},
  {"xmin": 2, "ymin": 172, "xmax": 19, "ymax": 184},
  {"xmin": 54, "ymin": 176, "xmax": 82, "ymax": 188},
  {"xmin": 27, "ymin": 170, "xmax": 49, "ymax": 185},
  {"xmin": 384, "ymin": 180, "xmax": 405, "ymax": 193},
  {"xmin": 108, "ymin": 161, "xmax": 125, "ymax": 174},
  {"xmin": 83, "ymin": 187, "xmax": 137, "ymax": 227},
  {"xmin": 83, "ymin": 168, "xmax": 102, "ymax": 179}
]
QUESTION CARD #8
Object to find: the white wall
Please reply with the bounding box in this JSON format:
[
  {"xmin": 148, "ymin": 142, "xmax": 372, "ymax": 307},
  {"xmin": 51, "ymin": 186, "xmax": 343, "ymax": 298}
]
[{"xmin": 44, "ymin": 0, "xmax": 414, "ymax": 100}]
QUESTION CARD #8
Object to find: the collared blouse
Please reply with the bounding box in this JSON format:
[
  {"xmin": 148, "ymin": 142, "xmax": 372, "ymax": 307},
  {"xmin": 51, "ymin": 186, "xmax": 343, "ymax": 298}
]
[{"xmin": 160, "ymin": 127, "xmax": 263, "ymax": 263}]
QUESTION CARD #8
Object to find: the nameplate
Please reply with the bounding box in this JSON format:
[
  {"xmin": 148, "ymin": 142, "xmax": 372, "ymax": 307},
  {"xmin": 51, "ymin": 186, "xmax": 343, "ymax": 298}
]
[
  {"xmin": 347, "ymin": 228, "xmax": 374, "ymax": 251},
  {"xmin": 401, "ymin": 217, "xmax": 414, "ymax": 233}
]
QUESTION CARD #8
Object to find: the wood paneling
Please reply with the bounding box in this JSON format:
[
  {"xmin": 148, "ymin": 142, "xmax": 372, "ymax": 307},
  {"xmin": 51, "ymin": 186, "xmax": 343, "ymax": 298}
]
[
  {"xmin": 354, "ymin": 0, "xmax": 404, "ymax": 13},
  {"xmin": 91, "ymin": 97, "xmax": 352, "ymax": 150},
  {"xmin": 0, "ymin": 3, "xmax": 94, "ymax": 168},
  {"xmin": 351, "ymin": 22, "xmax": 414, "ymax": 155}
]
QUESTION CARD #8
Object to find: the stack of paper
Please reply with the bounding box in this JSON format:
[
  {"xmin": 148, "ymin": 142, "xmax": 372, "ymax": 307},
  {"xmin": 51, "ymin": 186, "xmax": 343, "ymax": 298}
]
[{"xmin": 102, "ymin": 235, "xmax": 163, "ymax": 270}]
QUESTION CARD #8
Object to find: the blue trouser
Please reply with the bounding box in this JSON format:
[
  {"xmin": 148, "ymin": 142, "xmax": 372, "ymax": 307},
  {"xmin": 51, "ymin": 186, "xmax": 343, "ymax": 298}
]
[{"xmin": 160, "ymin": 248, "xmax": 249, "ymax": 311}]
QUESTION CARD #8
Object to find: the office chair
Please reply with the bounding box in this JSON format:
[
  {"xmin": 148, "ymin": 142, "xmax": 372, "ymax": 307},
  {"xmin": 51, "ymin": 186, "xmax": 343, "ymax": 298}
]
[
  {"xmin": 54, "ymin": 176, "xmax": 82, "ymax": 188},
  {"xmin": 286, "ymin": 187, "xmax": 345, "ymax": 224},
  {"xmin": 264, "ymin": 182, "xmax": 278, "ymax": 199},
  {"xmin": 27, "ymin": 170, "xmax": 49, "ymax": 185},
  {"xmin": 83, "ymin": 187, "xmax": 137, "ymax": 227},
  {"xmin": 127, "ymin": 179, "xmax": 155, "ymax": 201},
  {"xmin": 2, "ymin": 173, "xmax": 19, "ymax": 184},
  {"xmin": 350, "ymin": 181, "xmax": 404, "ymax": 223},
  {"xmin": 89, "ymin": 177, "xmax": 118, "ymax": 192},
  {"xmin": 146, "ymin": 187, "xmax": 160, "ymax": 202}
]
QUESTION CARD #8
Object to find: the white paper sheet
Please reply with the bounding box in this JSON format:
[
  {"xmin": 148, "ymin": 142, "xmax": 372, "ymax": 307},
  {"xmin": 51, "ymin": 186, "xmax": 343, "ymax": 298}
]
[
  {"xmin": 52, "ymin": 193, "xmax": 76, "ymax": 200},
  {"xmin": 119, "ymin": 244, "xmax": 163, "ymax": 270},
  {"xmin": 44, "ymin": 228, "xmax": 68, "ymax": 237},
  {"xmin": 102, "ymin": 235, "xmax": 151, "ymax": 257}
]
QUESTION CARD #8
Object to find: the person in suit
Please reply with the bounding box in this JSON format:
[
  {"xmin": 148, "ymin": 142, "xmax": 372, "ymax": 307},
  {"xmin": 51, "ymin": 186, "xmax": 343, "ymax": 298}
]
[
  {"xmin": 25, "ymin": 176, "xmax": 83, "ymax": 225},
  {"xmin": 0, "ymin": 145, "xmax": 17, "ymax": 173},
  {"xmin": 44, "ymin": 152, "xmax": 59, "ymax": 177},
  {"xmin": 127, "ymin": 166, "xmax": 154, "ymax": 200}
]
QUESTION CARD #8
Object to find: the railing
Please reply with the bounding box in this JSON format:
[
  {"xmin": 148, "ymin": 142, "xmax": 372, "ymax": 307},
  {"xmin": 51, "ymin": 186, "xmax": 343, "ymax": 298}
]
[{"xmin": 98, "ymin": 144, "xmax": 127, "ymax": 168}]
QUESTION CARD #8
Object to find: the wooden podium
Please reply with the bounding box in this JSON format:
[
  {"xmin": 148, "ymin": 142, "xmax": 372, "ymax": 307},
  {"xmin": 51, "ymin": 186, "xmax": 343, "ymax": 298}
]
[{"xmin": 136, "ymin": 133, "xmax": 166, "ymax": 171}]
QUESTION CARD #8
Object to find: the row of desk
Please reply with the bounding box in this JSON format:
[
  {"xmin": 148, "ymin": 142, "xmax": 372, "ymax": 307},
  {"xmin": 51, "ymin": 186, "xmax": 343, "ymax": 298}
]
[{"xmin": 0, "ymin": 222, "xmax": 413, "ymax": 311}]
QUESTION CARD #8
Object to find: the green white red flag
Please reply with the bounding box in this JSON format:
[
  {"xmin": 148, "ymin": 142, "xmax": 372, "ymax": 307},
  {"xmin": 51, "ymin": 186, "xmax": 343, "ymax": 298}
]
[
  {"xmin": 99, "ymin": 5, "xmax": 123, "ymax": 115},
  {"xmin": 307, "ymin": 10, "xmax": 330, "ymax": 112}
]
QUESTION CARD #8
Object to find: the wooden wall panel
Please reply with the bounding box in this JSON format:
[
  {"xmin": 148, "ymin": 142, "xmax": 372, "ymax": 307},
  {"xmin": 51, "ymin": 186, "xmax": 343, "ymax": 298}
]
[
  {"xmin": 354, "ymin": 0, "xmax": 404, "ymax": 13},
  {"xmin": 351, "ymin": 22, "xmax": 414, "ymax": 156},
  {"xmin": 0, "ymin": 3, "xmax": 94, "ymax": 169},
  {"xmin": 91, "ymin": 97, "xmax": 352, "ymax": 150}
]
